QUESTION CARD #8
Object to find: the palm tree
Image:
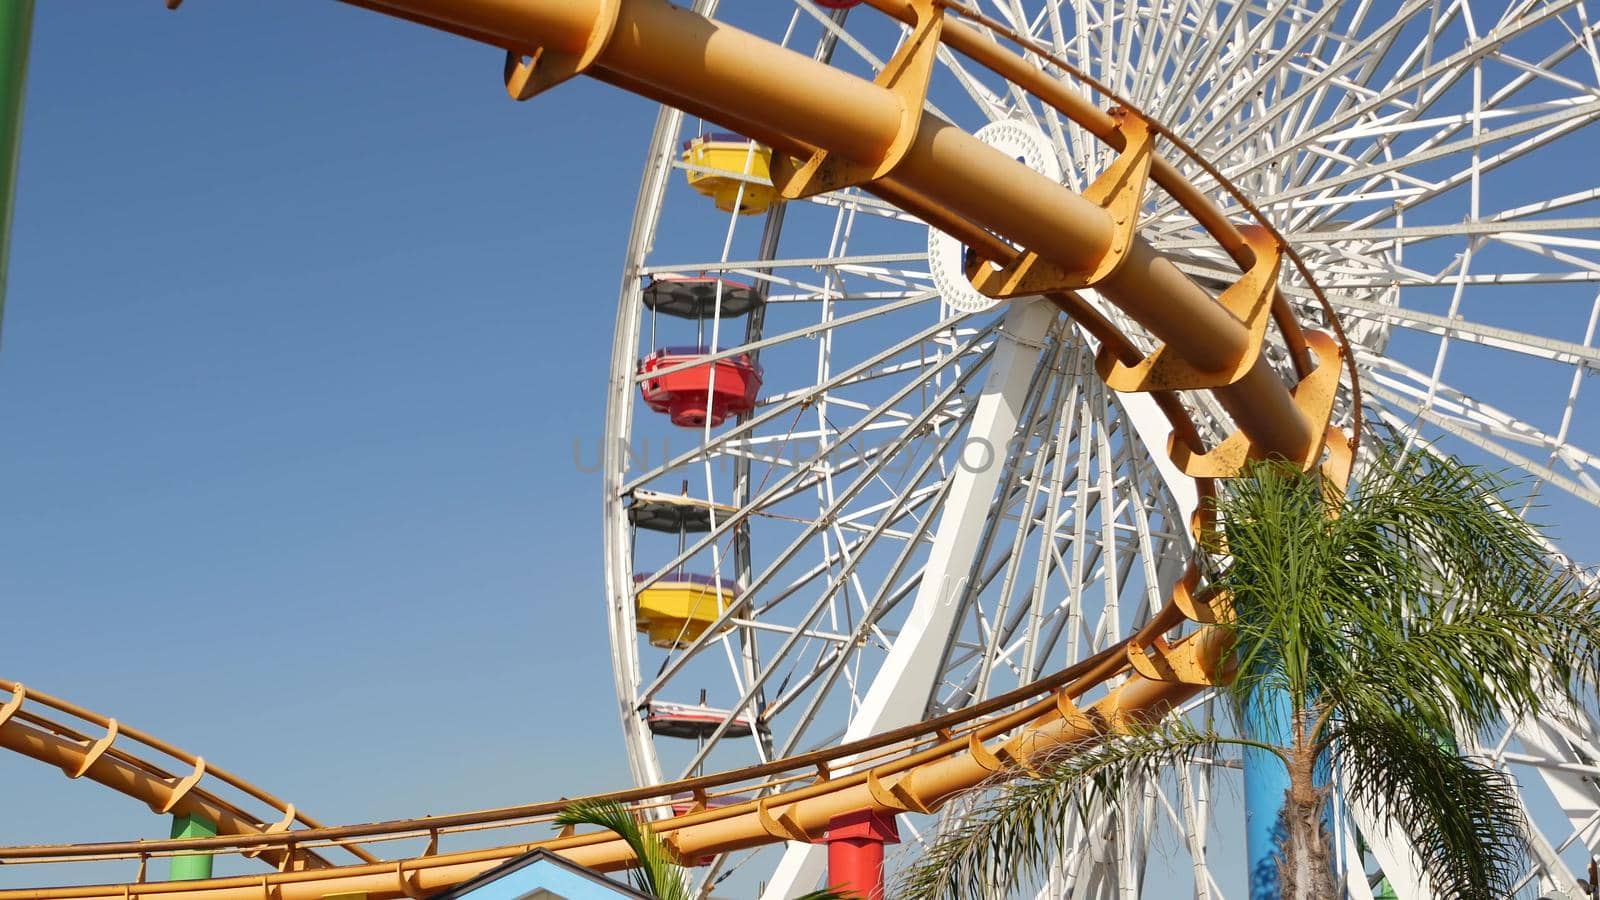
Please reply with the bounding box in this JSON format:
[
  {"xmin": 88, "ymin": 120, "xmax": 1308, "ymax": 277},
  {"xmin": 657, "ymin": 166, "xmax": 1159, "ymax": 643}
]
[
  {"xmin": 554, "ymin": 799, "xmax": 852, "ymax": 899},
  {"xmin": 899, "ymin": 441, "xmax": 1600, "ymax": 899}
]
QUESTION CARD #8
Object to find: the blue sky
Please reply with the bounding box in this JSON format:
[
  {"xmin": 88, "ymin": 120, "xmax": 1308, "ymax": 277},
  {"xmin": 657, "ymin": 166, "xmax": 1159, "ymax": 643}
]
[{"xmin": 0, "ymin": 0, "xmax": 652, "ymax": 867}]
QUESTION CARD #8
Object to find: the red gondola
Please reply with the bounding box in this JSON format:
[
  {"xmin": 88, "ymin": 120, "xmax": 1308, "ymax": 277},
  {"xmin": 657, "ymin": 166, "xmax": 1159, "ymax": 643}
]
[{"xmin": 638, "ymin": 346, "xmax": 762, "ymax": 428}]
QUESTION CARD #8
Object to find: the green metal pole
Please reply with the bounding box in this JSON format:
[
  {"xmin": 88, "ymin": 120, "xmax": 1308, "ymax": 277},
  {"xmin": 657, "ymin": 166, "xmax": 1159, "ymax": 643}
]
[
  {"xmin": 0, "ymin": 0, "xmax": 33, "ymax": 340},
  {"xmin": 168, "ymin": 813, "xmax": 216, "ymax": 881}
]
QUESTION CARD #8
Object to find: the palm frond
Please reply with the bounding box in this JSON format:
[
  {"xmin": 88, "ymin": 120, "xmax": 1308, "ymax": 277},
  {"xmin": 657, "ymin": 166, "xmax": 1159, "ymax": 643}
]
[
  {"xmin": 1208, "ymin": 441, "xmax": 1600, "ymax": 744},
  {"xmin": 1322, "ymin": 445, "xmax": 1600, "ymax": 734},
  {"xmin": 1202, "ymin": 453, "xmax": 1348, "ymax": 715},
  {"xmin": 1333, "ymin": 713, "xmax": 1528, "ymax": 900},
  {"xmin": 1329, "ymin": 570, "xmax": 1600, "ymax": 740},
  {"xmin": 896, "ymin": 718, "xmax": 1266, "ymax": 899},
  {"xmin": 554, "ymin": 799, "xmax": 689, "ymax": 900}
]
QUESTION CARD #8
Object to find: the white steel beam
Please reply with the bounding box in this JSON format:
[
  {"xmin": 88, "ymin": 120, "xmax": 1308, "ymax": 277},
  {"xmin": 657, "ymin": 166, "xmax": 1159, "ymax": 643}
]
[
  {"xmin": 760, "ymin": 297, "xmax": 1057, "ymax": 898},
  {"xmin": 1515, "ymin": 711, "xmax": 1600, "ymax": 857}
]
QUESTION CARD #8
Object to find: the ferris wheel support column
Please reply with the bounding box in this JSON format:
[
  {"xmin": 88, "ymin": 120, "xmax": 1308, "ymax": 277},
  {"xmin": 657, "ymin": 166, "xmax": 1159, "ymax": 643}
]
[
  {"xmin": 762, "ymin": 297, "xmax": 1058, "ymax": 898},
  {"xmin": 1241, "ymin": 686, "xmax": 1294, "ymax": 899}
]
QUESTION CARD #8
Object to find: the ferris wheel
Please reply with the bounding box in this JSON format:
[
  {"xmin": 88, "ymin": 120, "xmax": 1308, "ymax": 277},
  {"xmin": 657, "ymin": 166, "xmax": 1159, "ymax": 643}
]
[{"xmin": 600, "ymin": 1, "xmax": 1600, "ymax": 896}]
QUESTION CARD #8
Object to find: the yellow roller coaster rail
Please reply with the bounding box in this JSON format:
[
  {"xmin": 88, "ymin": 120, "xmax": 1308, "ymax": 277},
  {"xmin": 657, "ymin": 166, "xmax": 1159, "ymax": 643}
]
[
  {"xmin": 0, "ymin": 680, "xmax": 378, "ymax": 874},
  {"xmin": 0, "ymin": 0, "xmax": 1362, "ymax": 897}
]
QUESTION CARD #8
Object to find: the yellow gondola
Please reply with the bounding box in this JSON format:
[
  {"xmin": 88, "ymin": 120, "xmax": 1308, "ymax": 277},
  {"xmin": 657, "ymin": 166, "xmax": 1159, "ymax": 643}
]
[
  {"xmin": 633, "ymin": 573, "xmax": 739, "ymax": 649},
  {"xmin": 681, "ymin": 133, "xmax": 775, "ymax": 215}
]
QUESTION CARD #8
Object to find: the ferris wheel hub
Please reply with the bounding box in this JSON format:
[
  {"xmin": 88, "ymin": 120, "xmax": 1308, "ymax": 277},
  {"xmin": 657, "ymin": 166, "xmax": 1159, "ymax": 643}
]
[{"xmin": 927, "ymin": 119, "xmax": 1063, "ymax": 314}]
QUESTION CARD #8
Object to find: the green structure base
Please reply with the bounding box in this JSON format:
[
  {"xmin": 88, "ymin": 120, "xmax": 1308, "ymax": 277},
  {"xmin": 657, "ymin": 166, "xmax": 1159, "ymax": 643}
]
[{"xmin": 169, "ymin": 813, "xmax": 217, "ymax": 881}]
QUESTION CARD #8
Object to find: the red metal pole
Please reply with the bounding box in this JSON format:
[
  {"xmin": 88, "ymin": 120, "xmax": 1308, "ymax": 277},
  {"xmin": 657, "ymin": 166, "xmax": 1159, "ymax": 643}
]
[{"xmin": 822, "ymin": 809, "xmax": 899, "ymax": 899}]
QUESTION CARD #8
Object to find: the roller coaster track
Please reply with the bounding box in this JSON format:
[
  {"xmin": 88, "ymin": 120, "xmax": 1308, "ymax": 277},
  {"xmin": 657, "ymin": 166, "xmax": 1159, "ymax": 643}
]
[
  {"xmin": 0, "ymin": 680, "xmax": 378, "ymax": 873},
  {"xmin": 0, "ymin": 0, "xmax": 1362, "ymax": 896}
]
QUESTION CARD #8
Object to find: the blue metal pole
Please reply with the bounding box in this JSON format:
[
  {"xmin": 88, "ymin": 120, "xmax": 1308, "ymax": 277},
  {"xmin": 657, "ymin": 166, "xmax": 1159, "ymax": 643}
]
[{"xmin": 1242, "ymin": 686, "xmax": 1293, "ymax": 899}]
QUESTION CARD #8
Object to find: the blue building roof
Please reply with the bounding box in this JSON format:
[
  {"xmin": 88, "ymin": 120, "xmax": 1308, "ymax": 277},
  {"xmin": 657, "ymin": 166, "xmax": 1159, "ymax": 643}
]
[{"xmin": 430, "ymin": 849, "xmax": 651, "ymax": 900}]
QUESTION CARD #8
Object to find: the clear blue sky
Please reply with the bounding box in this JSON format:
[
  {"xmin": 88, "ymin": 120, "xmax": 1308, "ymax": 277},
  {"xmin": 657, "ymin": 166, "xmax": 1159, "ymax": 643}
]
[{"xmin": 0, "ymin": 0, "xmax": 654, "ymax": 869}]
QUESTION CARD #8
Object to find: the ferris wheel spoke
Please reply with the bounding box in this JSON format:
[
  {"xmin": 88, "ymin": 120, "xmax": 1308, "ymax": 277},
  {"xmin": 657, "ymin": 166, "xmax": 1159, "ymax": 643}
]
[
  {"xmin": 1260, "ymin": 100, "xmax": 1600, "ymax": 213},
  {"xmin": 1494, "ymin": 234, "xmax": 1600, "ymax": 280},
  {"xmin": 750, "ymin": 269, "xmax": 931, "ymax": 300},
  {"xmin": 1366, "ymin": 352, "xmax": 1575, "ymax": 437},
  {"xmin": 760, "ymin": 648, "xmax": 854, "ymax": 731},
  {"xmin": 641, "ymin": 252, "xmax": 928, "ymax": 278},
  {"xmin": 769, "ymin": 576, "xmax": 935, "ymax": 759},
  {"xmin": 902, "ymin": 432, "xmax": 1113, "ymax": 698},
  {"xmin": 763, "ymin": 287, "xmax": 932, "ymax": 303},
  {"xmin": 935, "ymin": 43, "xmax": 1017, "ymax": 122},
  {"xmin": 1206, "ymin": 1, "xmax": 1553, "ymax": 184},
  {"xmin": 621, "ymin": 307, "xmax": 980, "ymax": 493},
  {"xmin": 1151, "ymin": 0, "xmax": 1277, "ymax": 129},
  {"xmin": 677, "ymin": 431, "xmax": 966, "ymax": 768},
  {"xmin": 952, "ymin": 384, "xmax": 1184, "ymax": 702},
  {"xmin": 980, "ymin": 0, "xmax": 1028, "ymax": 39},
  {"xmin": 967, "ymin": 345, "xmax": 1079, "ymax": 700},
  {"xmin": 1185, "ymin": 2, "xmax": 1346, "ymax": 152},
  {"xmin": 819, "ymin": 429, "xmax": 1081, "ymax": 720},
  {"xmin": 749, "ymin": 504, "xmax": 935, "ymax": 622},
  {"xmin": 1328, "ymin": 266, "xmax": 1600, "ymax": 288},
  {"xmin": 1165, "ymin": 249, "xmax": 1600, "ymax": 370},
  {"xmin": 755, "ymin": 442, "xmax": 965, "ymax": 521},
  {"xmin": 1344, "ymin": 295, "xmax": 1600, "ymax": 367},
  {"xmin": 758, "ymin": 353, "xmax": 983, "ymax": 410},
  {"xmin": 1367, "ymin": 384, "xmax": 1600, "ymax": 506},
  {"xmin": 1174, "ymin": 5, "xmax": 1550, "ymax": 213},
  {"xmin": 1311, "ymin": 76, "xmax": 1586, "ymax": 231},
  {"xmin": 630, "ymin": 294, "xmax": 937, "ymax": 389},
  {"xmin": 1362, "ymin": 359, "xmax": 1600, "ymax": 475},
  {"xmin": 800, "ymin": 187, "xmax": 928, "ymax": 224},
  {"xmin": 1173, "ymin": 758, "xmax": 1219, "ymax": 900},
  {"xmin": 636, "ymin": 343, "xmax": 997, "ymax": 715},
  {"xmin": 1145, "ymin": 0, "xmax": 1233, "ymax": 125},
  {"xmin": 789, "ymin": 0, "xmax": 877, "ymax": 68},
  {"xmin": 1259, "ymin": 216, "xmax": 1600, "ymax": 249},
  {"xmin": 1322, "ymin": 34, "xmax": 1600, "ymax": 234},
  {"xmin": 1269, "ymin": 4, "xmax": 1369, "ymax": 158},
  {"xmin": 1122, "ymin": 4, "xmax": 1177, "ymax": 110},
  {"xmin": 1126, "ymin": 3, "xmax": 1193, "ymax": 111},
  {"xmin": 942, "ymin": 362, "xmax": 1076, "ymax": 700}
]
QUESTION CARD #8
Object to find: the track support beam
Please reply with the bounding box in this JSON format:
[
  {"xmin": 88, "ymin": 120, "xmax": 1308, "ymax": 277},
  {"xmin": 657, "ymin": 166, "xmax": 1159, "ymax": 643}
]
[
  {"xmin": 169, "ymin": 814, "xmax": 217, "ymax": 881},
  {"xmin": 821, "ymin": 810, "xmax": 898, "ymax": 900}
]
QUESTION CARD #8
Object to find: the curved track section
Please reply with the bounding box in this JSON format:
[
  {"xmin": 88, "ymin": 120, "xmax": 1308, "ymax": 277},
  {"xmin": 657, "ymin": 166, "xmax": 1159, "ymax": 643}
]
[
  {"xmin": 0, "ymin": 680, "xmax": 376, "ymax": 873},
  {"xmin": 0, "ymin": 0, "xmax": 1355, "ymax": 897}
]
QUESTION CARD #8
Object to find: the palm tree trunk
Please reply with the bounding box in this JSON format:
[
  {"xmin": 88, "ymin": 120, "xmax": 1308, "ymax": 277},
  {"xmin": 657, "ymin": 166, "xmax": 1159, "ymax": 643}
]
[{"xmin": 1278, "ymin": 736, "xmax": 1336, "ymax": 899}]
